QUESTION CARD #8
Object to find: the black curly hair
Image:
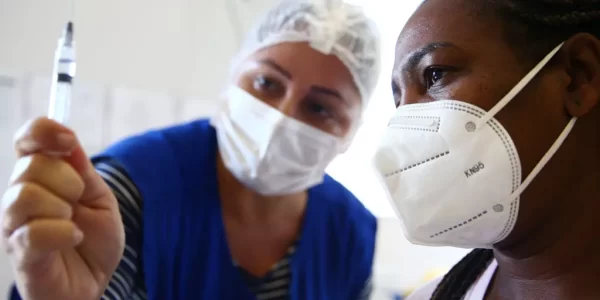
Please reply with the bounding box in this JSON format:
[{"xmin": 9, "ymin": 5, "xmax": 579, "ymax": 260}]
[{"xmin": 427, "ymin": 1, "xmax": 600, "ymax": 300}]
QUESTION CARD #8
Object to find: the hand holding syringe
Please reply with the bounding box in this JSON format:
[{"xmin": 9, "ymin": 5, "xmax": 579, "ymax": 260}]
[
  {"xmin": 2, "ymin": 18, "xmax": 124, "ymax": 300},
  {"xmin": 48, "ymin": 21, "xmax": 75, "ymax": 124}
]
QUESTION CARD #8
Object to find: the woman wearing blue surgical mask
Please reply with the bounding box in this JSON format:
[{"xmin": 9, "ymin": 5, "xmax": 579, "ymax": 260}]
[
  {"xmin": 1, "ymin": 1, "xmax": 381, "ymax": 299},
  {"xmin": 374, "ymin": 0, "xmax": 600, "ymax": 299}
]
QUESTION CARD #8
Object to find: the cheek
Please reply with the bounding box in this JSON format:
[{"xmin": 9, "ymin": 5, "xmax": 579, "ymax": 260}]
[
  {"xmin": 494, "ymin": 77, "xmax": 569, "ymax": 178},
  {"xmin": 436, "ymin": 66, "xmax": 567, "ymax": 177},
  {"xmin": 338, "ymin": 92, "xmax": 362, "ymax": 133},
  {"xmin": 336, "ymin": 105, "xmax": 362, "ymax": 138},
  {"xmin": 310, "ymin": 117, "xmax": 348, "ymax": 138},
  {"xmin": 308, "ymin": 103, "xmax": 359, "ymax": 139},
  {"xmin": 234, "ymin": 76, "xmax": 258, "ymax": 97},
  {"xmin": 444, "ymin": 70, "xmax": 515, "ymax": 110}
]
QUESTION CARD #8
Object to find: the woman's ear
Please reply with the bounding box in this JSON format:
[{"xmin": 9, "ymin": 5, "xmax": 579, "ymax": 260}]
[{"xmin": 562, "ymin": 33, "xmax": 600, "ymax": 117}]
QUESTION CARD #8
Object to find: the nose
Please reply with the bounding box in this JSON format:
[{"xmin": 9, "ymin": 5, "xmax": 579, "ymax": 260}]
[
  {"xmin": 399, "ymin": 88, "xmax": 423, "ymax": 106},
  {"xmin": 274, "ymin": 90, "xmax": 303, "ymax": 118}
]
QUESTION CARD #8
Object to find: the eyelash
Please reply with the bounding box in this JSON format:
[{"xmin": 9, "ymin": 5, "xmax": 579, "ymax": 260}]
[
  {"xmin": 305, "ymin": 99, "xmax": 336, "ymax": 120},
  {"xmin": 253, "ymin": 76, "xmax": 337, "ymax": 119},
  {"xmin": 423, "ymin": 66, "xmax": 448, "ymax": 90},
  {"xmin": 391, "ymin": 82, "xmax": 401, "ymax": 107},
  {"xmin": 253, "ymin": 75, "xmax": 280, "ymax": 92}
]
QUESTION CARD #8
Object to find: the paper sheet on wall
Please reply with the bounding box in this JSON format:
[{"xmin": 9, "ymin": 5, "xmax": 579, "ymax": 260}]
[
  {"xmin": 106, "ymin": 86, "xmax": 177, "ymax": 144},
  {"xmin": 0, "ymin": 73, "xmax": 23, "ymax": 183},
  {"xmin": 179, "ymin": 95, "xmax": 218, "ymax": 121},
  {"xmin": 70, "ymin": 81, "xmax": 106, "ymax": 152},
  {"xmin": 27, "ymin": 74, "xmax": 106, "ymax": 152},
  {"xmin": 27, "ymin": 74, "xmax": 52, "ymax": 118}
]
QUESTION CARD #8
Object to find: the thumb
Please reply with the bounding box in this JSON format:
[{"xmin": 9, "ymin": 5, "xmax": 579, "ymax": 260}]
[{"xmin": 63, "ymin": 141, "xmax": 111, "ymax": 203}]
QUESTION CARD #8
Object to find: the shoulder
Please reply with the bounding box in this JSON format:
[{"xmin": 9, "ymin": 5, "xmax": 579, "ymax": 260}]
[
  {"xmin": 314, "ymin": 175, "xmax": 377, "ymax": 260},
  {"xmin": 315, "ymin": 175, "xmax": 366, "ymax": 211},
  {"xmin": 312, "ymin": 176, "xmax": 377, "ymax": 296},
  {"xmin": 107, "ymin": 119, "xmax": 212, "ymax": 151},
  {"xmin": 92, "ymin": 119, "xmax": 215, "ymax": 189},
  {"xmin": 404, "ymin": 277, "xmax": 443, "ymax": 300},
  {"xmin": 93, "ymin": 119, "xmax": 213, "ymax": 162},
  {"xmin": 317, "ymin": 174, "xmax": 377, "ymax": 230}
]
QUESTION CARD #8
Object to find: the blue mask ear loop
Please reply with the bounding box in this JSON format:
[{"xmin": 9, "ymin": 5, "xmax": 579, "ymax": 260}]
[{"xmin": 474, "ymin": 42, "xmax": 565, "ymax": 131}]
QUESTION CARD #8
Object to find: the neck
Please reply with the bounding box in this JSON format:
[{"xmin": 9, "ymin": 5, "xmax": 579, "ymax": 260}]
[
  {"xmin": 216, "ymin": 154, "xmax": 307, "ymax": 224},
  {"xmin": 492, "ymin": 169, "xmax": 600, "ymax": 299}
]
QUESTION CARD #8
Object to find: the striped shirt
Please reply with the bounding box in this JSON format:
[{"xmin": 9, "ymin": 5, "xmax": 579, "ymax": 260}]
[{"xmin": 95, "ymin": 159, "xmax": 372, "ymax": 300}]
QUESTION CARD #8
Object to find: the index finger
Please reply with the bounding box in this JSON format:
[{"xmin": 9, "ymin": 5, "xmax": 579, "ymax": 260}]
[{"xmin": 13, "ymin": 117, "xmax": 77, "ymax": 158}]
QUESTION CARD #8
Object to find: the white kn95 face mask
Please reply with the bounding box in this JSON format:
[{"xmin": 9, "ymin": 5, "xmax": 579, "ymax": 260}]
[{"xmin": 373, "ymin": 42, "xmax": 577, "ymax": 249}]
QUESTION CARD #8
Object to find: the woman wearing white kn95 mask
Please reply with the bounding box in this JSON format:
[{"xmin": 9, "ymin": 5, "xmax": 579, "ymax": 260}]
[
  {"xmin": 373, "ymin": 0, "xmax": 600, "ymax": 299},
  {"xmin": 2, "ymin": 1, "xmax": 381, "ymax": 300}
]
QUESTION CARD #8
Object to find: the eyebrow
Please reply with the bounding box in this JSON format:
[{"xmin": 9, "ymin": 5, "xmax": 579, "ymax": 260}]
[
  {"xmin": 258, "ymin": 59, "xmax": 347, "ymax": 105},
  {"xmin": 401, "ymin": 41, "xmax": 456, "ymax": 73},
  {"xmin": 310, "ymin": 86, "xmax": 347, "ymax": 104},
  {"xmin": 258, "ymin": 59, "xmax": 292, "ymax": 79}
]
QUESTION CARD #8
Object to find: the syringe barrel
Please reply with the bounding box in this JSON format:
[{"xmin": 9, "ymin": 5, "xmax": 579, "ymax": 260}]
[{"xmin": 48, "ymin": 23, "xmax": 76, "ymax": 125}]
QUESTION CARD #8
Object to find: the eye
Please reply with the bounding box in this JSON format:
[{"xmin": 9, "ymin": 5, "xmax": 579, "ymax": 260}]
[
  {"xmin": 391, "ymin": 81, "xmax": 401, "ymax": 107},
  {"xmin": 305, "ymin": 100, "xmax": 335, "ymax": 119},
  {"xmin": 253, "ymin": 75, "xmax": 280, "ymax": 92},
  {"xmin": 423, "ymin": 67, "xmax": 447, "ymax": 90}
]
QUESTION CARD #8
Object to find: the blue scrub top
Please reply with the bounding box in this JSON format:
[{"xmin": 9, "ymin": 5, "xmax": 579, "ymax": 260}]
[{"xmin": 10, "ymin": 119, "xmax": 377, "ymax": 300}]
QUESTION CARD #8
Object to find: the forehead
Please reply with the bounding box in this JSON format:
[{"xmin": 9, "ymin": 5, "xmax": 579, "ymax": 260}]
[
  {"xmin": 249, "ymin": 43, "xmax": 359, "ymax": 94},
  {"xmin": 252, "ymin": 43, "xmax": 349, "ymax": 76},
  {"xmin": 395, "ymin": 0, "xmax": 506, "ymax": 70}
]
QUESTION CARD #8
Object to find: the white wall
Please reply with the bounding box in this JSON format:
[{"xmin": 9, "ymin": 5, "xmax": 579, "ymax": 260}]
[
  {"xmin": 0, "ymin": 0, "xmax": 470, "ymax": 299},
  {"xmin": 0, "ymin": 0, "xmax": 269, "ymax": 98}
]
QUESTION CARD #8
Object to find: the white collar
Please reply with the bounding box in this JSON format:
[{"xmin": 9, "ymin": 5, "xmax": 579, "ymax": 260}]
[{"xmin": 464, "ymin": 259, "xmax": 498, "ymax": 300}]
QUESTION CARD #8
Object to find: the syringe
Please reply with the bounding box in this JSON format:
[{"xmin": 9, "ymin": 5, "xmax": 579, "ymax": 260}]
[{"xmin": 48, "ymin": 21, "xmax": 76, "ymax": 124}]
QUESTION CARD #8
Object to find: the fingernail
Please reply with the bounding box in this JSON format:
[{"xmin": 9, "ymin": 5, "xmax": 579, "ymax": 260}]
[
  {"xmin": 16, "ymin": 139, "xmax": 38, "ymax": 152},
  {"xmin": 56, "ymin": 133, "xmax": 76, "ymax": 148},
  {"xmin": 74, "ymin": 228, "xmax": 84, "ymax": 244}
]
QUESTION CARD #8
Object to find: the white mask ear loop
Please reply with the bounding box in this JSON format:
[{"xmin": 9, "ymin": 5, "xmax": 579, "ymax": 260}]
[
  {"xmin": 506, "ymin": 117, "xmax": 576, "ymax": 202},
  {"xmin": 475, "ymin": 42, "xmax": 565, "ymax": 130},
  {"xmin": 470, "ymin": 41, "xmax": 578, "ymax": 208}
]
